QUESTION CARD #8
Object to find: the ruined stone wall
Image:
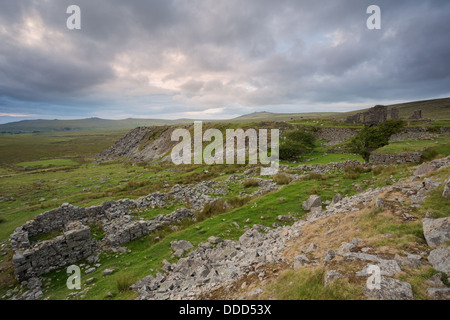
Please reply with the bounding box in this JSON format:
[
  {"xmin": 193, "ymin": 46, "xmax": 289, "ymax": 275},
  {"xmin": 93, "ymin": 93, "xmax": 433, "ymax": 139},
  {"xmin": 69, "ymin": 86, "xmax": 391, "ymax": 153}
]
[
  {"xmin": 369, "ymin": 152, "xmax": 422, "ymax": 165},
  {"xmin": 12, "ymin": 223, "xmax": 96, "ymax": 281},
  {"xmin": 389, "ymin": 127, "xmax": 438, "ymax": 142},
  {"xmin": 9, "ymin": 185, "xmax": 214, "ymax": 281},
  {"xmin": 104, "ymin": 208, "xmax": 195, "ymax": 246},
  {"xmin": 311, "ymin": 127, "xmax": 358, "ymax": 145}
]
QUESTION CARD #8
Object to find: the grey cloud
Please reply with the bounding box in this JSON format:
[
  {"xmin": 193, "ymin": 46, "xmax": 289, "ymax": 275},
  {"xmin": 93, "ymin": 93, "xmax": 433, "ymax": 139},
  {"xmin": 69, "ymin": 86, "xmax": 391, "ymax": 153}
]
[{"xmin": 0, "ymin": 0, "xmax": 449, "ymax": 121}]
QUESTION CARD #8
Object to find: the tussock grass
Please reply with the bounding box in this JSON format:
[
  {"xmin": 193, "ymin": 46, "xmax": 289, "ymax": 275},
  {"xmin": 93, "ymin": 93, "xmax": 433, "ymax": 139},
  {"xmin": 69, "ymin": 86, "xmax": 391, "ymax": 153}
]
[
  {"xmin": 273, "ymin": 173, "xmax": 292, "ymax": 185},
  {"xmin": 243, "ymin": 178, "xmax": 260, "ymax": 188},
  {"xmin": 116, "ymin": 274, "xmax": 135, "ymax": 293},
  {"xmin": 343, "ymin": 165, "xmax": 371, "ymax": 180}
]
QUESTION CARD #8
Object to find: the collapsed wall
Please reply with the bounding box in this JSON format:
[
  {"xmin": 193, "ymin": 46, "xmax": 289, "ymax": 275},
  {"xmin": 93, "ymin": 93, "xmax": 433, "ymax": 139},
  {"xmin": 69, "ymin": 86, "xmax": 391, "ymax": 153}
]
[
  {"xmin": 390, "ymin": 127, "xmax": 439, "ymax": 142},
  {"xmin": 310, "ymin": 127, "xmax": 358, "ymax": 146},
  {"xmin": 12, "ymin": 222, "xmax": 97, "ymax": 281}
]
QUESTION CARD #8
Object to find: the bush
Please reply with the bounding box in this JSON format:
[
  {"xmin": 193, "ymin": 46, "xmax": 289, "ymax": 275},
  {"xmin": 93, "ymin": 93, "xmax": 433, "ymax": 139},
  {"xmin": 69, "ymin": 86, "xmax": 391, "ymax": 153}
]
[
  {"xmin": 279, "ymin": 131, "xmax": 316, "ymax": 161},
  {"xmin": 273, "ymin": 173, "xmax": 292, "ymax": 185},
  {"xmin": 350, "ymin": 120, "xmax": 406, "ymax": 161}
]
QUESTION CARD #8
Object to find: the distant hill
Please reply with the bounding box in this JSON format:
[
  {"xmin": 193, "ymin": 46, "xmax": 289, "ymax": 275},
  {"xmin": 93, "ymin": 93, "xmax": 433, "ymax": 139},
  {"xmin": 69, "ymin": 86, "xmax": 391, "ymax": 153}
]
[
  {"xmin": 0, "ymin": 117, "xmax": 195, "ymax": 134},
  {"xmin": 1, "ymin": 97, "xmax": 449, "ymax": 133}
]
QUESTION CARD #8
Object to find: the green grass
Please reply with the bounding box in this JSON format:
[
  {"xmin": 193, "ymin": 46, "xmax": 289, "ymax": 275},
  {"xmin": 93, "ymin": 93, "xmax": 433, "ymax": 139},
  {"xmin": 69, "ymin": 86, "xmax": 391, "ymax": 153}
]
[
  {"xmin": 281, "ymin": 152, "xmax": 364, "ymax": 166},
  {"xmin": 374, "ymin": 134, "xmax": 450, "ymax": 154},
  {"xmin": 16, "ymin": 159, "xmax": 79, "ymax": 168},
  {"xmin": 265, "ymin": 269, "xmax": 364, "ymax": 300},
  {"xmin": 0, "ymin": 130, "xmax": 128, "ymax": 164}
]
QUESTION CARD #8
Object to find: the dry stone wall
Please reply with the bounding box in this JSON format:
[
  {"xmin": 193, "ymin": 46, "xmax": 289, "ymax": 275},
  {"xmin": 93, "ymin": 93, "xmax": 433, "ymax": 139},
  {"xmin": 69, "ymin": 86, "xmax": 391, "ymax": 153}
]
[
  {"xmin": 12, "ymin": 222, "xmax": 96, "ymax": 281},
  {"xmin": 311, "ymin": 127, "xmax": 358, "ymax": 145},
  {"xmin": 370, "ymin": 152, "xmax": 422, "ymax": 165}
]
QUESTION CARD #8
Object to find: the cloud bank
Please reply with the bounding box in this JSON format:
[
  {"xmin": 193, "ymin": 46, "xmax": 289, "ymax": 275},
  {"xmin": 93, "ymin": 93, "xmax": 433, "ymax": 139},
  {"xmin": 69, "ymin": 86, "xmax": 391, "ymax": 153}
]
[{"xmin": 0, "ymin": 0, "xmax": 449, "ymax": 122}]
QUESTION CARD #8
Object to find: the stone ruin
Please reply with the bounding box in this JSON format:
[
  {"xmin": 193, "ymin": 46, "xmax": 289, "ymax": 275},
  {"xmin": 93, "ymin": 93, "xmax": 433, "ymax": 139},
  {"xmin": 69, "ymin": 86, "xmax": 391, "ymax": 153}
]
[
  {"xmin": 10, "ymin": 182, "xmax": 227, "ymax": 281},
  {"xmin": 391, "ymin": 107, "xmax": 399, "ymax": 120},
  {"xmin": 409, "ymin": 110, "xmax": 423, "ymax": 120},
  {"xmin": 346, "ymin": 105, "xmax": 411, "ymax": 124},
  {"xmin": 362, "ymin": 105, "xmax": 388, "ymax": 126},
  {"xmin": 345, "ymin": 113, "xmax": 363, "ymax": 124},
  {"xmin": 346, "ymin": 105, "xmax": 388, "ymax": 125}
]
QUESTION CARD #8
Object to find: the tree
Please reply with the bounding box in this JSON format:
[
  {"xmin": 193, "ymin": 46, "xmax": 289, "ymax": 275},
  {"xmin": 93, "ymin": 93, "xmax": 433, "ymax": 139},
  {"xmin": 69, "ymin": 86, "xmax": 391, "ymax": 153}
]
[
  {"xmin": 350, "ymin": 120, "xmax": 405, "ymax": 161},
  {"xmin": 279, "ymin": 130, "xmax": 316, "ymax": 161}
]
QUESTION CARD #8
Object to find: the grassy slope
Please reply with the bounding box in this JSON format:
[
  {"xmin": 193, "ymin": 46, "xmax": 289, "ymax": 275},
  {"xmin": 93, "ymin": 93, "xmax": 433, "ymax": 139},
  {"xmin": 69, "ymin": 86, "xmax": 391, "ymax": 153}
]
[{"xmin": 375, "ymin": 133, "xmax": 450, "ymax": 154}]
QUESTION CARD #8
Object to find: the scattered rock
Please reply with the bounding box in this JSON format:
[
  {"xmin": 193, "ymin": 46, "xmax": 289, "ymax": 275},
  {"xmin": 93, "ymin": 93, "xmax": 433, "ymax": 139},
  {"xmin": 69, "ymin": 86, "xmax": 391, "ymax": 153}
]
[
  {"xmin": 365, "ymin": 277, "xmax": 413, "ymax": 300},
  {"xmin": 423, "ymin": 218, "xmax": 450, "ymax": 247},
  {"xmin": 324, "ymin": 250, "xmax": 336, "ymax": 263},
  {"xmin": 208, "ymin": 236, "xmax": 223, "ymax": 244},
  {"xmin": 247, "ymin": 288, "xmax": 263, "ymax": 297},
  {"xmin": 293, "ymin": 255, "xmax": 310, "ymax": 269},
  {"xmin": 324, "ymin": 270, "xmax": 344, "ymax": 286},
  {"xmin": 171, "ymin": 240, "xmax": 194, "ymax": 253},
  {"xmin": 85, "ymin": 267, "xmax": 96, "ymax": 275},
  {"xmin": 443, "ymin": 178, "xmax": 450, "ymax": 199},
  {"xmin": 428, "ymin": 247, "xmax": 450, "ymax": 276},
  {"xmin": 103, "ymin": 269, "xmax": 114, "ymax": 276},
  {"xmin": 427, "ymin": 288, "xmax": 450, "ymax": 300},
  {"xmin": 302, "ymin": 195, "xmax": 322, "ymax": 211},
  {"xmin": 331, "ymin": 194, "xmax": 342, "ymax": 205}
]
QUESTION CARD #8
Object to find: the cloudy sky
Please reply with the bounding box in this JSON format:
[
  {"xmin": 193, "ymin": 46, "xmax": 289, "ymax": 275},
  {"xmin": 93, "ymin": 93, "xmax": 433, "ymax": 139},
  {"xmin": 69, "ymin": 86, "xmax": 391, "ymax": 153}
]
[{"xmin": 0, "ymin": 0, "xmax": 449, "ymax": 123}]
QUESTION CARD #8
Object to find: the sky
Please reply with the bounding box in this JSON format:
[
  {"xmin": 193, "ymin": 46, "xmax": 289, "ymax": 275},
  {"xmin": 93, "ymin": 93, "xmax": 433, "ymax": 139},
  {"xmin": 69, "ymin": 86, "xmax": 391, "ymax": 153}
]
[{"xmin": 0, "ymin": 0, "xmax": 450, "ymax": 124}]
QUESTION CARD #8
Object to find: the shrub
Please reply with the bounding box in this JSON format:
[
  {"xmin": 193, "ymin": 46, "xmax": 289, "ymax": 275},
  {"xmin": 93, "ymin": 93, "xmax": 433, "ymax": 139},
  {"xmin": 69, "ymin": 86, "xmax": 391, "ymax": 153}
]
[
  {"xmin": 243, "ymin": 178, "xmax": 260, "ymax": 188},
  {"xmin": 273, "ymin": 173, "xmax": 292, "ymax": 185},
  {"xmin": 279, "ymin": 130, "xmax": 316, "ymax": 161},
  {"xmin": 0, "ymin": 217, "xmax": 5, "ymax": 224}
]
